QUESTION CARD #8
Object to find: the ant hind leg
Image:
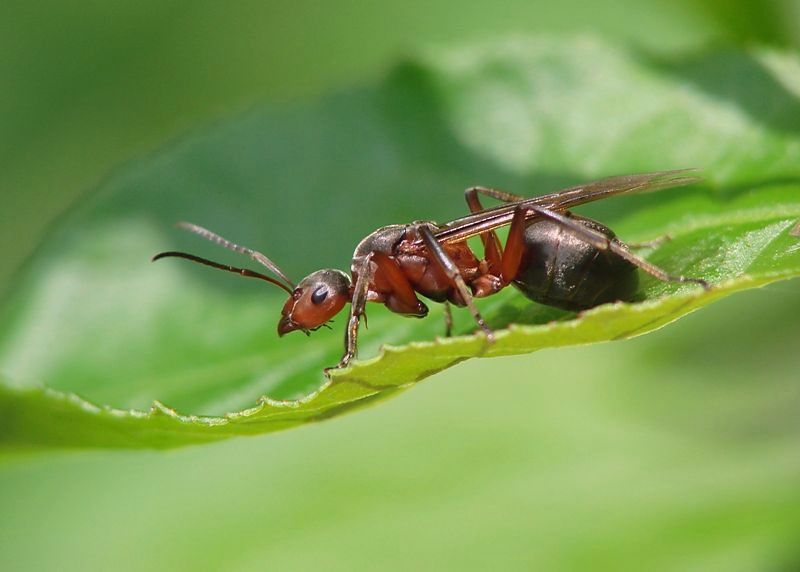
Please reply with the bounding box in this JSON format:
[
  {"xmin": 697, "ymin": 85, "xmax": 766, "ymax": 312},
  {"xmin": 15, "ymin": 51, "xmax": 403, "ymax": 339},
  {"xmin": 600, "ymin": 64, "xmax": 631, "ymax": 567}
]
[
  {"xmin": 567, "ymin": 214, "xmax": 671, "ymax": 250},
  {"xmin": 523, "ymin": 207, "xmax": 710, "ymax": 290}
]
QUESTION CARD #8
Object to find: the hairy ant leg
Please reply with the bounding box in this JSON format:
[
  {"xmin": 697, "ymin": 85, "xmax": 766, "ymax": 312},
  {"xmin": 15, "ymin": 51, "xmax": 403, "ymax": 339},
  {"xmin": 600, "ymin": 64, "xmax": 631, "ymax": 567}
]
[
  {"xmin": 442, "ymin": 301, "xmax": 453, "ymax": 338},
  {"xmin": 336, "ymin": 252, "xmax": 429, "ymax": 370},
  {"xmin": 542, "ymin": 215, "xmax": 671, "ymax": 251},
  {"xmin": 563, "ymin": 213, "xmax": 672, "ymax": 250},
  {"xmin": 337, "ymin": 254, "xmax": 374, "ymax": 369},
  {"xmin": 465, "ymin": 187, "xmax": 673, "ymax": 253},
  {"xmin": 418, "ymin": 225, "xmax": 495, "ymax": 342},
  {"xmin": 518, "ymin": 207, "xmax": 710, "ymax": 289}
]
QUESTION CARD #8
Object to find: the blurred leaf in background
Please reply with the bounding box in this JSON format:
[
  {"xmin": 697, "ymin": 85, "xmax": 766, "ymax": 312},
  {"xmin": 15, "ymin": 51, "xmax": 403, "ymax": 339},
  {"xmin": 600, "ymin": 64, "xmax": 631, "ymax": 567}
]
[{"xmin": 1, "ymin": 1, "xmax": 800, "ymax": 570}]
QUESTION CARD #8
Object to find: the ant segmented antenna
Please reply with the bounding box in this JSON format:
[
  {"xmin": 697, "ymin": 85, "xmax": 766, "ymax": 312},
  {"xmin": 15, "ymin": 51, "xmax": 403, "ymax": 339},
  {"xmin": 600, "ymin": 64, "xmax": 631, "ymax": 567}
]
[
  {"xmin": 151, "ymin": 251, "xmax": 294, "ymax": 294},
  {"xmin": 175, "ymin": 221, "xmax": 295, "ymax": 289}
]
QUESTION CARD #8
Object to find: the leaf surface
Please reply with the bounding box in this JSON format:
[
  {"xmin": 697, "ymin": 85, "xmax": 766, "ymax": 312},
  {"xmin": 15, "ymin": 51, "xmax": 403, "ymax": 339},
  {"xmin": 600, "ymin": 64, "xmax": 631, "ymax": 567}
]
[{"xmin": 2, "ymin": 38, "xmax": 800, "ymax": 449}]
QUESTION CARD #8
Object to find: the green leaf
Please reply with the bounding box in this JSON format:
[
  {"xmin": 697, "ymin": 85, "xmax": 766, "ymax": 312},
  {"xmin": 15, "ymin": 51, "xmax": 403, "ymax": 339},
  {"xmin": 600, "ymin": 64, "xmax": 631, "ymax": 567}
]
[{"xmin": 2, "ymin": 37, "xmax": 800, "ymax": 449}]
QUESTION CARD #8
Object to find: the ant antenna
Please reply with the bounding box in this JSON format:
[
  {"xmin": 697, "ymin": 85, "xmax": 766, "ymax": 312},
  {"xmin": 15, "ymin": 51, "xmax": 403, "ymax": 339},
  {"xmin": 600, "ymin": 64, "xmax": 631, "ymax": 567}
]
[
  {"xmin": 151, "ymin": 251, "xmax": 294, "ymax": 294},
  {"xmin": 176, "ymin": 222, "xmax": 295, "ymax": 289}
]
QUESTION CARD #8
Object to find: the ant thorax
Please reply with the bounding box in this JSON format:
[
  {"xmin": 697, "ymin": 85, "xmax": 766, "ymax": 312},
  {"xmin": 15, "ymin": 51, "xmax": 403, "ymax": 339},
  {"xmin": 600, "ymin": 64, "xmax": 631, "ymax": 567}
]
[{"xmin": 351, "ymin": 224, "xmax": 408, "ymax": 271}]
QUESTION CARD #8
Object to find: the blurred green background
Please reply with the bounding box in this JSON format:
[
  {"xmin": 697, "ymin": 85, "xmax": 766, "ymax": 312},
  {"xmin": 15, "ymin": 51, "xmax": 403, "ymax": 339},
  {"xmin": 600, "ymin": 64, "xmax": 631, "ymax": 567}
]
[{"xmin": 2, "ymin": 1, "xmax": 800, "ymax": 570}]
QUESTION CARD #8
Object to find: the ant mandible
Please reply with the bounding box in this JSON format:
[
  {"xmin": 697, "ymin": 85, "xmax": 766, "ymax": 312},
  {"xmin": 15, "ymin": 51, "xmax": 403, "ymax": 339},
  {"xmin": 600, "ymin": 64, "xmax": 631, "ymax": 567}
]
[{"xmin": 153, "ymin": 170, "xmax": 710, "ymax": 371}]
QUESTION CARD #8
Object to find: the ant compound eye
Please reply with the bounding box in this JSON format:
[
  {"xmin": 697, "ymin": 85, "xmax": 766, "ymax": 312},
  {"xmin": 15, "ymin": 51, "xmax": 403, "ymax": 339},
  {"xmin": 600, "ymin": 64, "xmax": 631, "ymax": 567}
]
[{"xmin": 311, "ymin": 286, "xmax": 329, "ymax": 305}]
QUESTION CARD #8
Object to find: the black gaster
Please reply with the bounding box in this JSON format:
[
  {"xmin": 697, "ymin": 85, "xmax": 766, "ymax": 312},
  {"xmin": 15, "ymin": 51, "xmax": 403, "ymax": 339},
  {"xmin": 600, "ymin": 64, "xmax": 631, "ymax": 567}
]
[{"xmin": 512, "ymin": 215, "xmax": 639, "ymax": 311}]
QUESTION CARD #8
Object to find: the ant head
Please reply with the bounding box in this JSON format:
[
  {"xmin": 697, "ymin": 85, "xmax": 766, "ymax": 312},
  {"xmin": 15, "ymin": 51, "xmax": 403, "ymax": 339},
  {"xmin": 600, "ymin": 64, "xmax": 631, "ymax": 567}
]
[{"xmin": 278, "ymin": 269, "xmax": 351, "ymax": 336}]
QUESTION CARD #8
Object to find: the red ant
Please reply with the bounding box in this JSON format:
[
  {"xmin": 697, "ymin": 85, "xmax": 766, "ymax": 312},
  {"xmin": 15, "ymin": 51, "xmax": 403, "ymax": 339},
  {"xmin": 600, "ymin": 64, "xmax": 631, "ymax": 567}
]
[{"xmin": 153, "ymin": 170, "xmax": 709, "ymax": 370}]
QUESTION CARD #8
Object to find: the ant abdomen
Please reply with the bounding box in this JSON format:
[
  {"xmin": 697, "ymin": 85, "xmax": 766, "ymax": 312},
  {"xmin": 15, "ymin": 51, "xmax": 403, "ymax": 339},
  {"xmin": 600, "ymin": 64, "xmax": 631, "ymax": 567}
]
[{"xmin": 512, "ymin": 214, "xmax": 639, "ymax": 312}]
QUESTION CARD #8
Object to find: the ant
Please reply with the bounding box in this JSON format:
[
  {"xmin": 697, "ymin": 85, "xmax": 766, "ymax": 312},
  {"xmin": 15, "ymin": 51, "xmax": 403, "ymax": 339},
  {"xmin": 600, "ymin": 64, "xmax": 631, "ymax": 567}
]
[{"xmin": 153, "ymin": 170, "xmax": 710, "ymax": 371}]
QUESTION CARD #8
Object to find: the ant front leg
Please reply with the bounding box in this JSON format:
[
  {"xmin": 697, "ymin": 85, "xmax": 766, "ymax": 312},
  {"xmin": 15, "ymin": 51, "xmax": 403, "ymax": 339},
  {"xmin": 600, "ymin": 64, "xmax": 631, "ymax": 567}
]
[
  {"xmin": 333, "ymin": 254, "xmax": 374, "ymax": 371},
  {"xmin": 418, "ymin": 225, "xmax": 495, "ymax": 342},
  {"xmin": 521, "ymin": 207, "xmax": 710, "ymax": 290}
]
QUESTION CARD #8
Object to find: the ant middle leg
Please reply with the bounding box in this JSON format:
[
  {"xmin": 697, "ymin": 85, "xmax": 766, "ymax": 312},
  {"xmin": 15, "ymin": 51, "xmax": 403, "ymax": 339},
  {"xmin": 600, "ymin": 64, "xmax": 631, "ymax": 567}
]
[
  {"xmin": 418, "ymin": 225, "xmax": 495, "ymax": 342},
  {"xmin": 442, "ymin": 301, "xmax": 453, "ymax": 338}
]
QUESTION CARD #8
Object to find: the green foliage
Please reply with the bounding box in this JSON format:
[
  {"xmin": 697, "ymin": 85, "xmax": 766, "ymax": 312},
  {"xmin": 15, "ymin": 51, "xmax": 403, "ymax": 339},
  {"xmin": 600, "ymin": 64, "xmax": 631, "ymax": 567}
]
[{"xmin": 1, "ymin": 38, "xmax": 800, "ymax": 449}]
